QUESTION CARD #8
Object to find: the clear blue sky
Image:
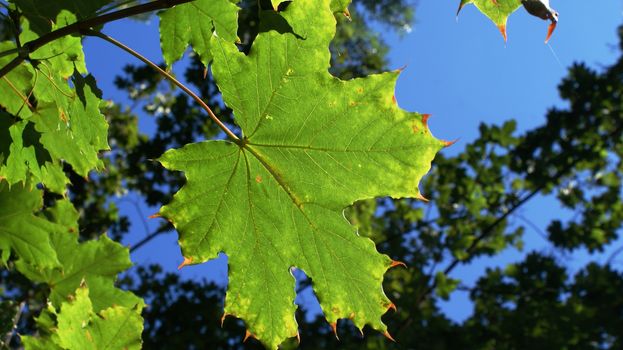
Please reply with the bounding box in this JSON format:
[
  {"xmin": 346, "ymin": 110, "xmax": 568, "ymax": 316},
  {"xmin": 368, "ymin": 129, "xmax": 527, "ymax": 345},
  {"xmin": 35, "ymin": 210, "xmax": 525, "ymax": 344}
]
[{"xmin": 83, "ymin": 0, "xmax": 623, "ymax": 323}]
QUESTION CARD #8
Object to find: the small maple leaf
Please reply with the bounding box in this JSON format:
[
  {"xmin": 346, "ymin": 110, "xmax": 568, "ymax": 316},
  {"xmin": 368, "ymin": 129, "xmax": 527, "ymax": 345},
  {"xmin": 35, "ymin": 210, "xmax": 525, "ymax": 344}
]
[{"xmin": 457, "ymin": 0, "xmax": 559, "ymax": 43}]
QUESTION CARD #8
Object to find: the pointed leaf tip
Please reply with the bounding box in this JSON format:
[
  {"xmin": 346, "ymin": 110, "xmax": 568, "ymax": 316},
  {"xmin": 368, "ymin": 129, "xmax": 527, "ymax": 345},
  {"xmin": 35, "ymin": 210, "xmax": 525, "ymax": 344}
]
[
  {"xmin": 387, "ymin": 302, "xmax": 397, "ymax": 312},
  {"xmin": 330, "ymin": 322, "xmax": 339, "ymax": 340},
  {"xmin": 390, "ymin": 260, "xmax": 408, "ymax": 269},
  {"xmin": 497, "ymin": 24, "xmax": 508, "ymax": 42},
  {"xmin": 148, "ymin": 213, "xmax": 161, "ymax": 219},
  {"xmin": 383, "ymin": 330, "xmax": 396, "ymax": 342},
  {"xmin": 442, "ymin": 138, "xmax": 459, "ymax": 148},
  {"xmin": 545, "ymin": 21, "xmax": 557, "ymax": 43},
  {"xmin": 295, "ymin": 331, "xmax": 301, "ymax": 344},
  {"xmin": 220, "ymin": 313, "xmax": 228, "ymax": 327},
  {"xmin": 343, "ymin": 8, "xmax": 351, "ymax": 21},
  {"xmin": 177, "ymin": 257, "xmax": 193, "ymax": 270},
  {"xmin": 421, "ymin": 113, "xmax": 431, "ymax": 126},
  {"xmin": 415, "ymin": 192, "xmax": 430, "ymax": 202},
  {"xmin": 244, "ymin": 330, "xmax": 253, "ymax": 342}
]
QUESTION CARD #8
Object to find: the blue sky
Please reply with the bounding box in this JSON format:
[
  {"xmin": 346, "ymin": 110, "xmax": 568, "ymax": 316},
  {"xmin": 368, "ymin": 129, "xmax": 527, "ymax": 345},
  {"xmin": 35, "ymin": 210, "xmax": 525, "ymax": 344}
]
[{"xmin": 83, "ymin": 0, "xmax": 623, "ymax": 323}]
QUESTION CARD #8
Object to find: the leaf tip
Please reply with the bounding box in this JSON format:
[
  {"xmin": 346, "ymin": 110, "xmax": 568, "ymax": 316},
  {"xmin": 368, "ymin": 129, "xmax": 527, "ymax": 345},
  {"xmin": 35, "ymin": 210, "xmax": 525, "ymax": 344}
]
[
  {"xmin": 441, "ymin": 138, "xmax": 459, "ymax": 148},
  {"xmin": 387, "ymin": 302, "xmax": 397, "ymax": 313},
  {"xmin": 545, "ymin": 21, "xmax": 557, "ymax": 44},
  {"xmin": 456, "ymin": 2, "xmax": 465, "ymax": 18},
  {"xmin": 330, "ymin": 322, "xmax": 339, "ymax": 340},
  {"xmin": 497, "ymin": 24, "xmax": 508, "ymax": 42},
  {"xmin": 421, "ymin": 113, "xmax": 431, "ymax": 127},
  {"xmin": 343, "ymin": 7, "xmax": 352, "ymax": 21},
  {"xmin": 243, "ymin": 330, "xmax": 254, "ymax": 342},
  {"xmin": 383, "ymin": 330, "xmax": 396, "ymax": 342},
  {"xmin": 220, "ymin": 313, "xmax": 229, "ymax": 327},
  {"xmin": 395, "ymin": 64, "xmax": 408, "ymax": 74},
  {"xmin": 148, "ymin": 213, "xmax": 161, "ymax": 219},
  {"xmin": 415, "ymin": 192, "xmax": 429, "ymax": 203},
  {"xmin": 390, "ymin": 260, "xmax": 407, "ymax": 269},
  {"xmin": 177, "ymin": 257, "xmax": 193, "ymax": 270}
]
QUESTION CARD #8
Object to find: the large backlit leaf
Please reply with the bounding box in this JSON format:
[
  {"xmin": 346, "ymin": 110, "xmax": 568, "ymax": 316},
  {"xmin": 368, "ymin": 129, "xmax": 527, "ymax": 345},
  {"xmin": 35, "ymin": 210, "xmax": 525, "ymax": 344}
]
[{"xmin": 158, "ymin": 0, "xmax": 444, "ymax": 347}]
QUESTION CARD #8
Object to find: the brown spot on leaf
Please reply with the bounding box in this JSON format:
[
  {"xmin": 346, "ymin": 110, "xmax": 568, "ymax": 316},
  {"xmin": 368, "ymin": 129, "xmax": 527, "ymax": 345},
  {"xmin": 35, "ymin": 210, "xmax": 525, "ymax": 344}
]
[{"xmin": 255, "ymin": 175, "xmax": 262, "ymax": 183}]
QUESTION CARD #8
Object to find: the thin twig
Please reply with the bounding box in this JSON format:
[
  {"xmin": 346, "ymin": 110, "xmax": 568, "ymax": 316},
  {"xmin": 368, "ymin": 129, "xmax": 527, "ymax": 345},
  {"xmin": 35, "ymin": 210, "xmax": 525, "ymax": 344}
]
[
  {"xmin": 116, "ymin": 196, "xmax": 151, "ymax": 237},
  {"xmin": 130, "ymin": 229, "xmax": 167, "ymax": 253},
  {"xmin": 86, "ymin": 30, "xmax": 240, "ymax": 142},
  {"xmin": 3, "ymin": 301, "xmax": 25, "ymax": 346},
  {"xmin": 0, "ymin": 0, "xmax": 194, "ymax": 78},
  {"xmin": 514, "ymin": 213, "xmax": 548, "ymax": 240},
  {"xmin": 607, "ymin": 245, "xmax": 623, "ymax": 265}
]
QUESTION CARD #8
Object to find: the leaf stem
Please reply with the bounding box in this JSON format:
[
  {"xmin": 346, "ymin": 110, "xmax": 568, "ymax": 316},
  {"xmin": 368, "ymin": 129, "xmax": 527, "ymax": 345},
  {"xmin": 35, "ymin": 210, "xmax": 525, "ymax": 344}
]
[
  {"xmin": 85, "ymin": 30, "xmax": 240, "ymax": 142},
  {"xmin": 0, "ymin": 0, "xmax": 194, "ymax": 79}
]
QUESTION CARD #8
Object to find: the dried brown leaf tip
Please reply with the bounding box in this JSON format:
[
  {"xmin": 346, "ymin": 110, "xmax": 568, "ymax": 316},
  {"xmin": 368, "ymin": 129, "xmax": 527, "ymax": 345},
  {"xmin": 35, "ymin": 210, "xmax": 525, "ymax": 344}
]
[
  {"xmin": 343, "ymin": 7, "xmax": 351, "ymax": 21},
  {"xmin": 383, "ymin": 330, "xmax": 396, "ymax": 342},
  {"xmin": 387, "ymin": 302, "xmax": 397, "ymax": 312},
  {"xmin": 415, "ymin": 192, "xmax": 430, "ymax": 203},
  {"xmin": 177, "ymin": 256, "xmax": 193, "ymax": 270},
  {"xmin": 330, "ymin": 322, "xmax": 339, "ymax": 340},
  {"xmin": 421, "ymin": 113, "xmax": 431, "ymax": 127},
  {"xmin": 390, "ymin": 260, "xmax": 407, "ymax": 269},
  {"xmin": 220, "ymin": 313, "xmax": 229, "ymax": 327},
  {"xmin": 498, "ymin": 24, "xmax": 508, "ymax": 42},
  {"xmin": 243, "ymin": 330, "xmax": 257, "ymax": 342},
  {"xmin": 442, "ymin": 138, "xmax": 459, "ymax": 148}
]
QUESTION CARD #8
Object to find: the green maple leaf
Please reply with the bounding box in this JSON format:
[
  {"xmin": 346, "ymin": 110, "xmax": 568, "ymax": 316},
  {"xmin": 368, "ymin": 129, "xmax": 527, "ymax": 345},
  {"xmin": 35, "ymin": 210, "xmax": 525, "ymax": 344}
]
[
  {"xmin": 32, "ymin": 74, "xmax": 109, "ymax": 177},
  {"xmin": 0, "ymin": 115, "xmax": 69, "ymax": 193},
  {"xmin": 0, "ymin": 182, "xmax": 60, "ymax": 268},
  {"xmin": 20, "ymin": 11, "xmax": 88, "ymax": 79},
  {"xmin": 457, "ymin": 0, "xmax": 522, "ymax": 41},
  {"xmin": 0, "ymin": 42, "xmax": 34, "ymax": 118},
  {"xmin": 15, "ymin": 228, "xmax": 140, "ymax": 312},
  {"xmin": 158, "ymin": 0, "xmax": 444, "ymax": 347},
  {"xmin": 158, "ymin": 0, "xmax": 239, "ymax": 66},
  {"xmin": 22, "ymin": 284, "xmax": 143, "ymax": 350}
]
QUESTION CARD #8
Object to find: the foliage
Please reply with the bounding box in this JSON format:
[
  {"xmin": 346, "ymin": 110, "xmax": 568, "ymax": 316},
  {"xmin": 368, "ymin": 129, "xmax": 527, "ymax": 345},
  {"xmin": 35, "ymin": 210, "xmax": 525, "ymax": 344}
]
[{"xmin": 1, "ymin": 0, "xmax": 621, "ymax": 349}]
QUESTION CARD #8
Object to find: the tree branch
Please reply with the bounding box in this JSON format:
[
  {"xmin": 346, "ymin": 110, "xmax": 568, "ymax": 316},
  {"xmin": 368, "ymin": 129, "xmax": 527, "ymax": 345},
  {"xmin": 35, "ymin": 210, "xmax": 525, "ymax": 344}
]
[
  {"xmin": 85, "ymin": 30, "xmax": 240, "ymax": 142},
  {"xmin": 0, "ymin": 0, "xmax": 193, "ymax": 78},
  {"xmin": 130, "ymin": 229, "xmax": 168, "ymax": 253}
]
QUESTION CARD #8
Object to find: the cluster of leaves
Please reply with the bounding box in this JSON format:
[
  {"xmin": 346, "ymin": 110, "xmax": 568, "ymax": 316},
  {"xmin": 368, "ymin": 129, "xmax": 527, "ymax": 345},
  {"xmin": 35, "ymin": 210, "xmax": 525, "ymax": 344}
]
[
  {"xmin": 121, "ymin": 21, "xmax": 623, "ymax": 349},
  {"xmin": 0, "ymin": 0, "xmax": 454, "ymax": 348},
  {"xmin": 2, "ymin": 0, "xmax": 621, "ymax": 349}
]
